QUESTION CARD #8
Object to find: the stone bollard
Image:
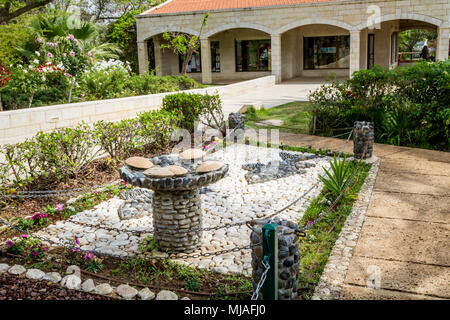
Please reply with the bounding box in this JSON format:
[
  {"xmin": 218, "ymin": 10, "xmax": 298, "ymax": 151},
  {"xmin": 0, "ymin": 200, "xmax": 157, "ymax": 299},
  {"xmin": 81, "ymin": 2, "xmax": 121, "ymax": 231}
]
[
  {"xmin": 250, "ymin": 217, "xmax": 301, "ymax": 300},
  {"xmin": 353, "ymin": 121, "xmax": 374, "ymax": 159},
  {"xmin": 228, "ymin": 113, "xmax": 245, "ymax": 131}
]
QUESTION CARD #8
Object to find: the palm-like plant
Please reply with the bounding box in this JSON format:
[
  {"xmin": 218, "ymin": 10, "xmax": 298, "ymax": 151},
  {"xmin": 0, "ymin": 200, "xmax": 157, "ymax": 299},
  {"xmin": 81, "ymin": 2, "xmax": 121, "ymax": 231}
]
[
  {"xmin": 17, "ymin": 12, "xmax": 121, "ymax": 63},
  {"xmin": 319, "ymin": 156, "xmax": 357, "ymax": 202}
]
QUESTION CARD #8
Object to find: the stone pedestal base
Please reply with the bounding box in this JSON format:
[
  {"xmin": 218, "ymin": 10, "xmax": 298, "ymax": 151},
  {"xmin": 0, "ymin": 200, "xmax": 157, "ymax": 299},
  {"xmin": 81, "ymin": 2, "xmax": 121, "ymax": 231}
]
[
  {"xmin": 152, "ymin": 189, "xmax": 202, "ymax": 253},
  {"xmin": 250, "ymin": 218, "xmax": 301, "ymax": 300},
  {"xmin": 353, "ymin": 121, "xmax": 374, "ymax": 159}
]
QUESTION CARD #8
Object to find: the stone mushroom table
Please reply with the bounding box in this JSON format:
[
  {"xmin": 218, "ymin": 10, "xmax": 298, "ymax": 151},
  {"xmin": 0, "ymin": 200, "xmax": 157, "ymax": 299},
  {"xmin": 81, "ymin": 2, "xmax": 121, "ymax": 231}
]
[{"xmin": 120, "ymin": 150, "xmax": 229, "ymax": 253}]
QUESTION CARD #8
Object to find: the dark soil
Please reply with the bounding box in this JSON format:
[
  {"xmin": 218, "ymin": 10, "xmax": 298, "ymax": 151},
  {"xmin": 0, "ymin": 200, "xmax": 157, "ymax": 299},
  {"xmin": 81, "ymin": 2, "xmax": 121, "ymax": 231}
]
[{"xmin": 0, "ymin": 274, "xmax": 116, "ymax": 300}]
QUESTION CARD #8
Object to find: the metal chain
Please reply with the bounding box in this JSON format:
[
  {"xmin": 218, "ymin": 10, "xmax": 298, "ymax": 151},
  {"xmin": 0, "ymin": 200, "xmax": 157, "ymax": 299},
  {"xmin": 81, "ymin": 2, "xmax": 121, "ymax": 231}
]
[
  {"xmin": 0, "ymin": 217, "xmax": 258, "ymax": 261},
  {"xmin": 0, "ymin": 183, "xmax": 119, "ymax": 199},
  {"xmin": 251, "ymin": 256, "xmax": 270, "ymax": 300}
]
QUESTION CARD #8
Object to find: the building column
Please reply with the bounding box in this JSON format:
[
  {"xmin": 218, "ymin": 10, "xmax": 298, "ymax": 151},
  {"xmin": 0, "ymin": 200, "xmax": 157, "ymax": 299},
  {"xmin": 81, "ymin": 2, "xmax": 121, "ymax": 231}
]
[
  {"xmin": 271, "ymin": 34, "xmax": 282, "ymax": 83},
  {"xmin": 436, "ymin": 27, "xmax": 449, "ymax": 61},
  {"xmin": 137, "ymin": 40, "xmax": 149, "ymax": 75},
  {"xmin": 349, "ymin": 30, "xmax": 361, "ymax": 77},
  {"xmin": 153, "ymin": 37, "xmax": 163, "ymax": 76},
  {"xmin": 200, "ymin": 38, "xmax": 212, "ymax": 84}
]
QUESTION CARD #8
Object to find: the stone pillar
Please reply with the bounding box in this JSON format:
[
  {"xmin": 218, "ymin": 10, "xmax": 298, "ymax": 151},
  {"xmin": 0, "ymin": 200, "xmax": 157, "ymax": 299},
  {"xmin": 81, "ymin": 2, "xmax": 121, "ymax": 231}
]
[
  {"xmin": 436, "ymin": 27, "xmax": 449, "ymax": 61},
  {"xmin": 200, "ymin": 38, "xmax": 212, "ymax": 84},
  {"xmin": 228, "ymin": 113, "xmax": 245, "ymax": 130},
  {"xmin": 353, "ymin": 121, "xmax": 374, "ymax": 159},
  {"xmin": 152, "ymin": 189, "xmax": 202, "ymax": 253},
  {"xmin": 250, "ymin": 218, "xmax": 301, "ymax": 300},
  {"xmin": 153, "ymin": 36, "xmax": 164, "ymax": 76},
  {"xmin": 271, "ymin": 34, "xmax": 282, "ymax": 83},
  {"xmin": 349, "ymin": 31, "xmax": 361, "ymax": 77},
  {"xmin": 137, "ymin": 40, "xmax": 149, "ymax": 75}
]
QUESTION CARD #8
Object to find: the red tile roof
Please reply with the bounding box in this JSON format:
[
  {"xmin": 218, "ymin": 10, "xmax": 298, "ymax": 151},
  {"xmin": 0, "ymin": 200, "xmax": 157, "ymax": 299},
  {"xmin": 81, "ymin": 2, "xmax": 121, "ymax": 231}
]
[{"xmin": 146, "ymin": 0, "xmax": 340, "ymax": 15}]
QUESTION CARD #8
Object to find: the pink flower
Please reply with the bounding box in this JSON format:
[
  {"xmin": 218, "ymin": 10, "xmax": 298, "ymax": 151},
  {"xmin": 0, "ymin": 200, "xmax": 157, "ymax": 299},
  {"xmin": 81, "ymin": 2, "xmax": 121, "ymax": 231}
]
[
  {"xmin": 87, "ymin": 51, "xmax": 92, "ymax": 57},
  {"xmin": 84, "ymin": 252, "xmax": 94, "ymax": 261},
  {"xmin": 47, "ymin": 52, "xmax": 53, "ymax": 58},
  {"xmin": 56, "ymin": 204, "xmax": 63, "ymax": 212},
  {"xmin": 66, "ymin": 34, "xmax": 75, "ymax": 41},
  {"xmin": 62, "ymin": 53, "xmax": 67, "ymax": 57},
  {"xmin": 42, "ymin": 247, "xmax": 47, "ymax": 251},
  {"xmin": 21, "ymin": 234, "xmax": 28, "ymax": 238},
  {"xmin": 75, "ymin": 237, "xmax": 80, "ymax": 245},
  {"xmin": 37, "ymin": 38, "xmax": 43, "ymax": 44},
  {"xmin": 5, "ymin": 240, "xmax": 14, "ymax": 248},
  {"xmin": 69, "ymin": 51, "xmax": 75, "ymax": 57},
  {"xmin": 32, "ymin": 251, "xmax": 39, "ymax": 257},
  {"xmin": 307, "ymin": 220, "xmax": 313, "ymax": 225},
  {"xmin": 32, "ymin": 212, "xmax": 42, "ymax": 220},
  {"xmin": 64, "ymin": 72, "xmax": 72, "ymax": 78}
]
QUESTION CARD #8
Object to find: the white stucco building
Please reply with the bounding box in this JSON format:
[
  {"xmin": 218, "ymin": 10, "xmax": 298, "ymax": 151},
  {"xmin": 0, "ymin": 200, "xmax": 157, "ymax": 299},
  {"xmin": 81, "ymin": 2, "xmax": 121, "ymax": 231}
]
[{"xmin": 136, "ymin": 0, "xmax": 450, "ymax": 83}]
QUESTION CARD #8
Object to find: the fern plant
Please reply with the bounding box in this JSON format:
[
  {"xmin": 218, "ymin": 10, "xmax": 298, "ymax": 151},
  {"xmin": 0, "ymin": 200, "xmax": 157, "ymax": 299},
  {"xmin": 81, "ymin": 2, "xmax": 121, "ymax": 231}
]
[{"xmin": 319, "ymin": 156, "xmax": 357, "ymax": 202}]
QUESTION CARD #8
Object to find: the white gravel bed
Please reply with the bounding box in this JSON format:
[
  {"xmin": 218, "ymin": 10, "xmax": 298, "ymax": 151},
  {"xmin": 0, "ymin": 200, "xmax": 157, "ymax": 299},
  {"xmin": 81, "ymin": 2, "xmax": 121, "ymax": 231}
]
[{"xmin": 34, "ymin": 144, "xmax": 330, "ymax": 276}]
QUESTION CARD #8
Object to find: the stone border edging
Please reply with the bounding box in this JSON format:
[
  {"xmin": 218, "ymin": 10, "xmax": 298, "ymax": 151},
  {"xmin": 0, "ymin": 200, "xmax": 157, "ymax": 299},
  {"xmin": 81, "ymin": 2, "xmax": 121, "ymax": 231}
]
[
  {"xmin": 312, "ymin": 157, "xmax": 380, "ymax": 300},
  {"xmin": 0, "ymin": 263, "xmax": 188, "ymax": 300}
]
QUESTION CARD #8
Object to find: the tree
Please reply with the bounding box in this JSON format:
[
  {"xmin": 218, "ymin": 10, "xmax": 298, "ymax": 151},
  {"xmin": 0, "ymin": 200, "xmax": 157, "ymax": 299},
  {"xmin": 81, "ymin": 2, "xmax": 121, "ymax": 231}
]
[
  {"xmin": 107, "ymin": 1, "xmax": 162, "ymax": 73},
  {"xmin": 17, "ymin": 12, "xmax": 121, "ymax": 63},
  {"xmin": 399, "ymin": 29, "xmax": 437, "ymax": 53},
  {"xmin": 0, "ymin": 0, "xmax": 56, "ymax": 24},
  {"xmin": 160, "ymin": 13, "xmax": 209, "ymax": 76}
]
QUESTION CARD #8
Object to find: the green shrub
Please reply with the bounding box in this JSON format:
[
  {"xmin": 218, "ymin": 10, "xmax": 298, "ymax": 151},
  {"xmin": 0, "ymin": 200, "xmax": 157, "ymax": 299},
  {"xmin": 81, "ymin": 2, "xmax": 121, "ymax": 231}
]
[
  {"xmin": 93, "ymin": 118, "xmax": 143, "ymax": 161},
  {"xmin": 308, "ymin": 60, "xmax": 450, "ymax": 150},
  {"xmin": 34, "ymin": 122, "xmax": 99, "ymax": 181},
  {"xmin": 79, "ymin": 60, "xmax": 131, "ymax": 100},
  {"xmin": 162, "ymin": 92, "xmax": 205, "ymax": 132},
  {"xmin": 0, "ymin": 139, "xmax": 41, "ymax": 189},
  {"xmin": 137, "ymin": 109, "xmax": 179, "ymax": 150}
]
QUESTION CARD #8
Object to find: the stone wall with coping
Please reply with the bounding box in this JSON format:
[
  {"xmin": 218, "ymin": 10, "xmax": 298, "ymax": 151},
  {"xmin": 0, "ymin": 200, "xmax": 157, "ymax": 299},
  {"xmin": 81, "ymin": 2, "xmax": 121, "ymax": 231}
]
[{"xmin": 0, "ymin": 75, "xmax": 276, "ymax": 146}]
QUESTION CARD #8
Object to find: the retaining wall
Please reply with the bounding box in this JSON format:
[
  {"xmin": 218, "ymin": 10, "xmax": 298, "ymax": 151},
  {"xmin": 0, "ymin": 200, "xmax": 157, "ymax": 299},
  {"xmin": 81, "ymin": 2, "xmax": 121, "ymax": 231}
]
[{"xmin": 0, "ymin": 75, "xmax": 276, "ymax": 146}]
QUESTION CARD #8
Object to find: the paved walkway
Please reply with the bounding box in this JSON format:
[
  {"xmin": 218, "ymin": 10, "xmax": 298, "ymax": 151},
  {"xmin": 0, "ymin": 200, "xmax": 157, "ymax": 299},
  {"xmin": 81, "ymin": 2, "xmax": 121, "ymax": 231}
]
[
  {"xmin": 222, "ymin": 77, "xmax": 347, "ymax": 116},
  {"xmin": 279, "ymin": 132, "xmax": 450, "ymax": 300}
]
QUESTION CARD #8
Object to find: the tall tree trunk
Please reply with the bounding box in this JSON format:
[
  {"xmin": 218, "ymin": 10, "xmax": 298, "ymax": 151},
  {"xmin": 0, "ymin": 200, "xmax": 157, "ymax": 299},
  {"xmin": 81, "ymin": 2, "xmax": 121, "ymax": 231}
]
[
  {"xmin": 28, "ymin": 93, "xmax": 34, "ymax": 108},
  {"xmin": 68, "ymin": 80, "xmax": 75, "ymax": 104},
  {"xmin": 181, "ymin": 49, "xmax": 195, "ymax": 76}
]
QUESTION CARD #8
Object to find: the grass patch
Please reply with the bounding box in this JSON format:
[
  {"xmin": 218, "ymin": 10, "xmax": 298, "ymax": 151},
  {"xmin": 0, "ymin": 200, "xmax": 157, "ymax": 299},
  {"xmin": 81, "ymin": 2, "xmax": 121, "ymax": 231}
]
[
  {"xmin": 297, "ymin": 160, "xmax": 371, "ymax": 300},
  {"xmin": 244, "ymin": 101, "xmax": 311, "ymax": 134}
]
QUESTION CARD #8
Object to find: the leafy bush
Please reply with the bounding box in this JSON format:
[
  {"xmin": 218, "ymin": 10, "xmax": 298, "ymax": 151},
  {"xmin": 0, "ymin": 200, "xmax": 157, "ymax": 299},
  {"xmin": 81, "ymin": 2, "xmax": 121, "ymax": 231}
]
[
  {"xmin": 93, "ymin": 118, "xmax": 143, "ymax": 161},
  {"xmin": 197, "ymin": 93, "xmax": 226, "ymax": 135},
  {"xmin": 0, "ymin": 122, "xmax": 98, "ymax": 190},
  {"xmin": 162, "ymin": 92, "xmax": 204, "ymax": 132},
  {"xmin": 79, "ymin": 59, "xmax": 131, "ymax": 100},
  {"xmin": 34, "ymin": 122, "xmax": 99, "ymax": 181},
  {"xmin": 137, "ymin": 109, "xmax": 179, "ymax": 150},
  {"xmin": 162, "ymin": 92, "xmax": 220, "ymax": 132},
  {"xmin": 308, "ymin": 61, "xmax": 450, "ymax": 150}
]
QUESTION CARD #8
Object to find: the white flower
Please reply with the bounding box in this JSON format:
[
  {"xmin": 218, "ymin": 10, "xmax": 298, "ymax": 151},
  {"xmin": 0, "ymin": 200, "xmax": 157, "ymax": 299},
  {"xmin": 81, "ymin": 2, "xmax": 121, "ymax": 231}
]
[
  {"xmin": 23, "ymin": 69, "xmax": 28, "ymax": 74},
  {"xmin": 35, "ymin": 51, "xmax": 41, "ymax": 57},
  {"xmin": 33, "ymin": 59, "xmax": 39, "ymax": 64}
]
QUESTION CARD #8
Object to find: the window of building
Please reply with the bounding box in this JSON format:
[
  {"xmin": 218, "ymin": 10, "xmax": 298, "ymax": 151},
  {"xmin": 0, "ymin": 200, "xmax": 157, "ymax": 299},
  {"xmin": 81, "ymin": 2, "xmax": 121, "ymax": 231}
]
[
  {"xmin": 211, "ymin": 41, "xmax": 221, "ymax": 72},
  {"xmin": 179, "ymin": 50, "xmax": 201, "ymax": 73},
  {"xmin": 303, "ymin": 35, "xmax": 350, "ymax": 70},
  {"xmin": 235, "ymin": 39, "xmax": 271, "ymax": 72}
]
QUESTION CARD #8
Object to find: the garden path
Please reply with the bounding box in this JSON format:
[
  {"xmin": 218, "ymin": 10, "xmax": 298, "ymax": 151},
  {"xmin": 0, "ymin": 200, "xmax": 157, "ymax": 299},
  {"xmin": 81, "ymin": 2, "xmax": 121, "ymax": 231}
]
[
  {"xmin": 221, "ymin": 77, "xmax": 345, "ymax": 117},
  {"xmin": 278, "ymin": 132, "xmax": 450, "ymax": 300}
]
